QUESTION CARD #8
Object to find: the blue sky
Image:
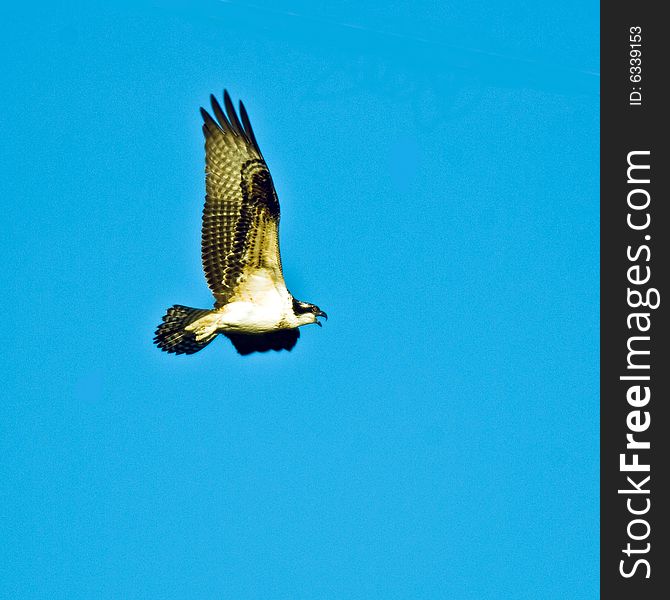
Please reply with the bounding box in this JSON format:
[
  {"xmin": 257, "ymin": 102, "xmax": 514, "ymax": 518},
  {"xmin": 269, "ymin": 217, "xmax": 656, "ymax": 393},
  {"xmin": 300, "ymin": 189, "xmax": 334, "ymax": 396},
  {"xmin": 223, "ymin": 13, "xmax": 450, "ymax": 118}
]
[{"xmin": 1, "ymin": 1, "xmax": 598, "ymax": 598}]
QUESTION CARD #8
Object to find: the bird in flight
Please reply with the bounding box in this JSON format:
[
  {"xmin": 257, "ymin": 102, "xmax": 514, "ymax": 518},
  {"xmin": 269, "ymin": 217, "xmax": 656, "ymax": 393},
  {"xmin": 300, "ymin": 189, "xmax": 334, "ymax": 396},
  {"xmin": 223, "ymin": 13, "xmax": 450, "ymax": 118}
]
[{"xmin": 154, "ymin": 91, "xmax": 326, "ymax": 356}]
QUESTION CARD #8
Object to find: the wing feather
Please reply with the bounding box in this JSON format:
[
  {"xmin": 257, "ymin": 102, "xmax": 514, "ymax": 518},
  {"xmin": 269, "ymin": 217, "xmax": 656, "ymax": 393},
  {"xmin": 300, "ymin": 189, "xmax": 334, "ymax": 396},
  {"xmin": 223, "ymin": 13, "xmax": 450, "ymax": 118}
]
[
  {"xmin": 239, "ymin": 100, "xmax": 262, "ymax": 156},
  {"xmin": 209, "ymin": 95, "xmax": 230, "ymax": 132},
  {"xmin": 223, "ymin": 90, "xmax": 246, "ymax": 137},
  {"xmin": 200, "ymin": 91, "xmax": 284, "ymax": 306}
]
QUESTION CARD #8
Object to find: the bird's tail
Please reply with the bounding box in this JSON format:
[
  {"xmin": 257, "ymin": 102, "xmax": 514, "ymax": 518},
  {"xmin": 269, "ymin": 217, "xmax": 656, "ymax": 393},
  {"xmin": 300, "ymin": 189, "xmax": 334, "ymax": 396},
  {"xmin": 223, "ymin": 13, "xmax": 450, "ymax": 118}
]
[{"xmin": 153, "ymin": 305, "xmax": 217, "ymax": 355}]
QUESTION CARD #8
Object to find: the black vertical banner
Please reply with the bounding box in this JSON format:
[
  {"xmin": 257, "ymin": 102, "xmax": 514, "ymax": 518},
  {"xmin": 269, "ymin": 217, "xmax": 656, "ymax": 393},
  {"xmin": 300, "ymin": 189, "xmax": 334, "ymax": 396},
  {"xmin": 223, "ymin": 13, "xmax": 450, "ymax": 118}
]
[{"xmin": 601, "ymin": 3, "xmax": 669, "ymax": 598}]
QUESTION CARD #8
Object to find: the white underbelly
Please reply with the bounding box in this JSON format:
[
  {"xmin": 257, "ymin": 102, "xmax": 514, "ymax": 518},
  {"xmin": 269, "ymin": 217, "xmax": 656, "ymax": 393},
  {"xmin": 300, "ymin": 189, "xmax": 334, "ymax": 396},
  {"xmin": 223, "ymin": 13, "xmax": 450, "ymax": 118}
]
[
  {"xmin": 207, "ymin": 267, "xmax": 296, "ymax": 334},
  {"xmin": 217, "ymin": 300, "xmax": 290, "ymax": 333}
]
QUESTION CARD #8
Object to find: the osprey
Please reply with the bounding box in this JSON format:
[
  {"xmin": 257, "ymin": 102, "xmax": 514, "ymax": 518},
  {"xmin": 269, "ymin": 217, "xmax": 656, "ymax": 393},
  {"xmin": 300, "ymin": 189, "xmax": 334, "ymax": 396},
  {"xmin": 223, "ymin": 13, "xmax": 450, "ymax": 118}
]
[{"xmin": 154, "ymin": 91, "xmax": 326, "ymax": 356}]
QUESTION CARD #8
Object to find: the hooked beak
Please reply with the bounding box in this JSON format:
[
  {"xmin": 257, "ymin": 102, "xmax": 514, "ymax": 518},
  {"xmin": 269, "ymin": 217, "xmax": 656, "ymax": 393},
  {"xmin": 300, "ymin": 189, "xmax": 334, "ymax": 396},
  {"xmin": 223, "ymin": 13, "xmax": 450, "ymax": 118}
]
[{"xmin": 315, "ymin": 310, "xmax": 327, "ymax": 327}]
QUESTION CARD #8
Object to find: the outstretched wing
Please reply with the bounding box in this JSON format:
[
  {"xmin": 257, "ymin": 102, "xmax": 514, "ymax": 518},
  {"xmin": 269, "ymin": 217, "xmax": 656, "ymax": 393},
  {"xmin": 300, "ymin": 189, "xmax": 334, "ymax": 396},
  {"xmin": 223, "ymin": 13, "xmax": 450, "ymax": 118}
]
[{"xmin": 200, "ymin": 91, "xmax": 284, "ymax": 306}]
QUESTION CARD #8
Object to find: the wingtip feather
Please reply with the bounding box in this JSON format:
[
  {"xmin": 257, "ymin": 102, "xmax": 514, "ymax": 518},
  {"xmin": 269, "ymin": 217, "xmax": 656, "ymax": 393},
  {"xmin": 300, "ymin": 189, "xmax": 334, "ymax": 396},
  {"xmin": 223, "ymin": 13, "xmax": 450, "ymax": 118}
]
[
  {"xmin": 201, "ymin": 91, "xmax": 262, "ymax": 154},
  {"xmin": 200, "ymin": 107, "xmax": 221, "ymax": 136},
  {"xmin": 210, "ymin": 94, "xmax": 232, "ymax": 131},
  {"xmin": 223, "ymin": 90, "xmax": 244, "ymax": 136},
  {"xmin": 238, "ymin": 100, "xmax": 261, "ymax": 153}
]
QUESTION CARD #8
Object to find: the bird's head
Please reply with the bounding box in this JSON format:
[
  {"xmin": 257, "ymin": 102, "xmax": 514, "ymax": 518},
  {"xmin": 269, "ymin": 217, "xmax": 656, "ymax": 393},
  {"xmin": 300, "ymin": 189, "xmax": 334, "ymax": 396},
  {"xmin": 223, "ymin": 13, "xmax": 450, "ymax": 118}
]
[{"xmin": 292, "ymin": 299, "xmax": 328, "ymax": 327}]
